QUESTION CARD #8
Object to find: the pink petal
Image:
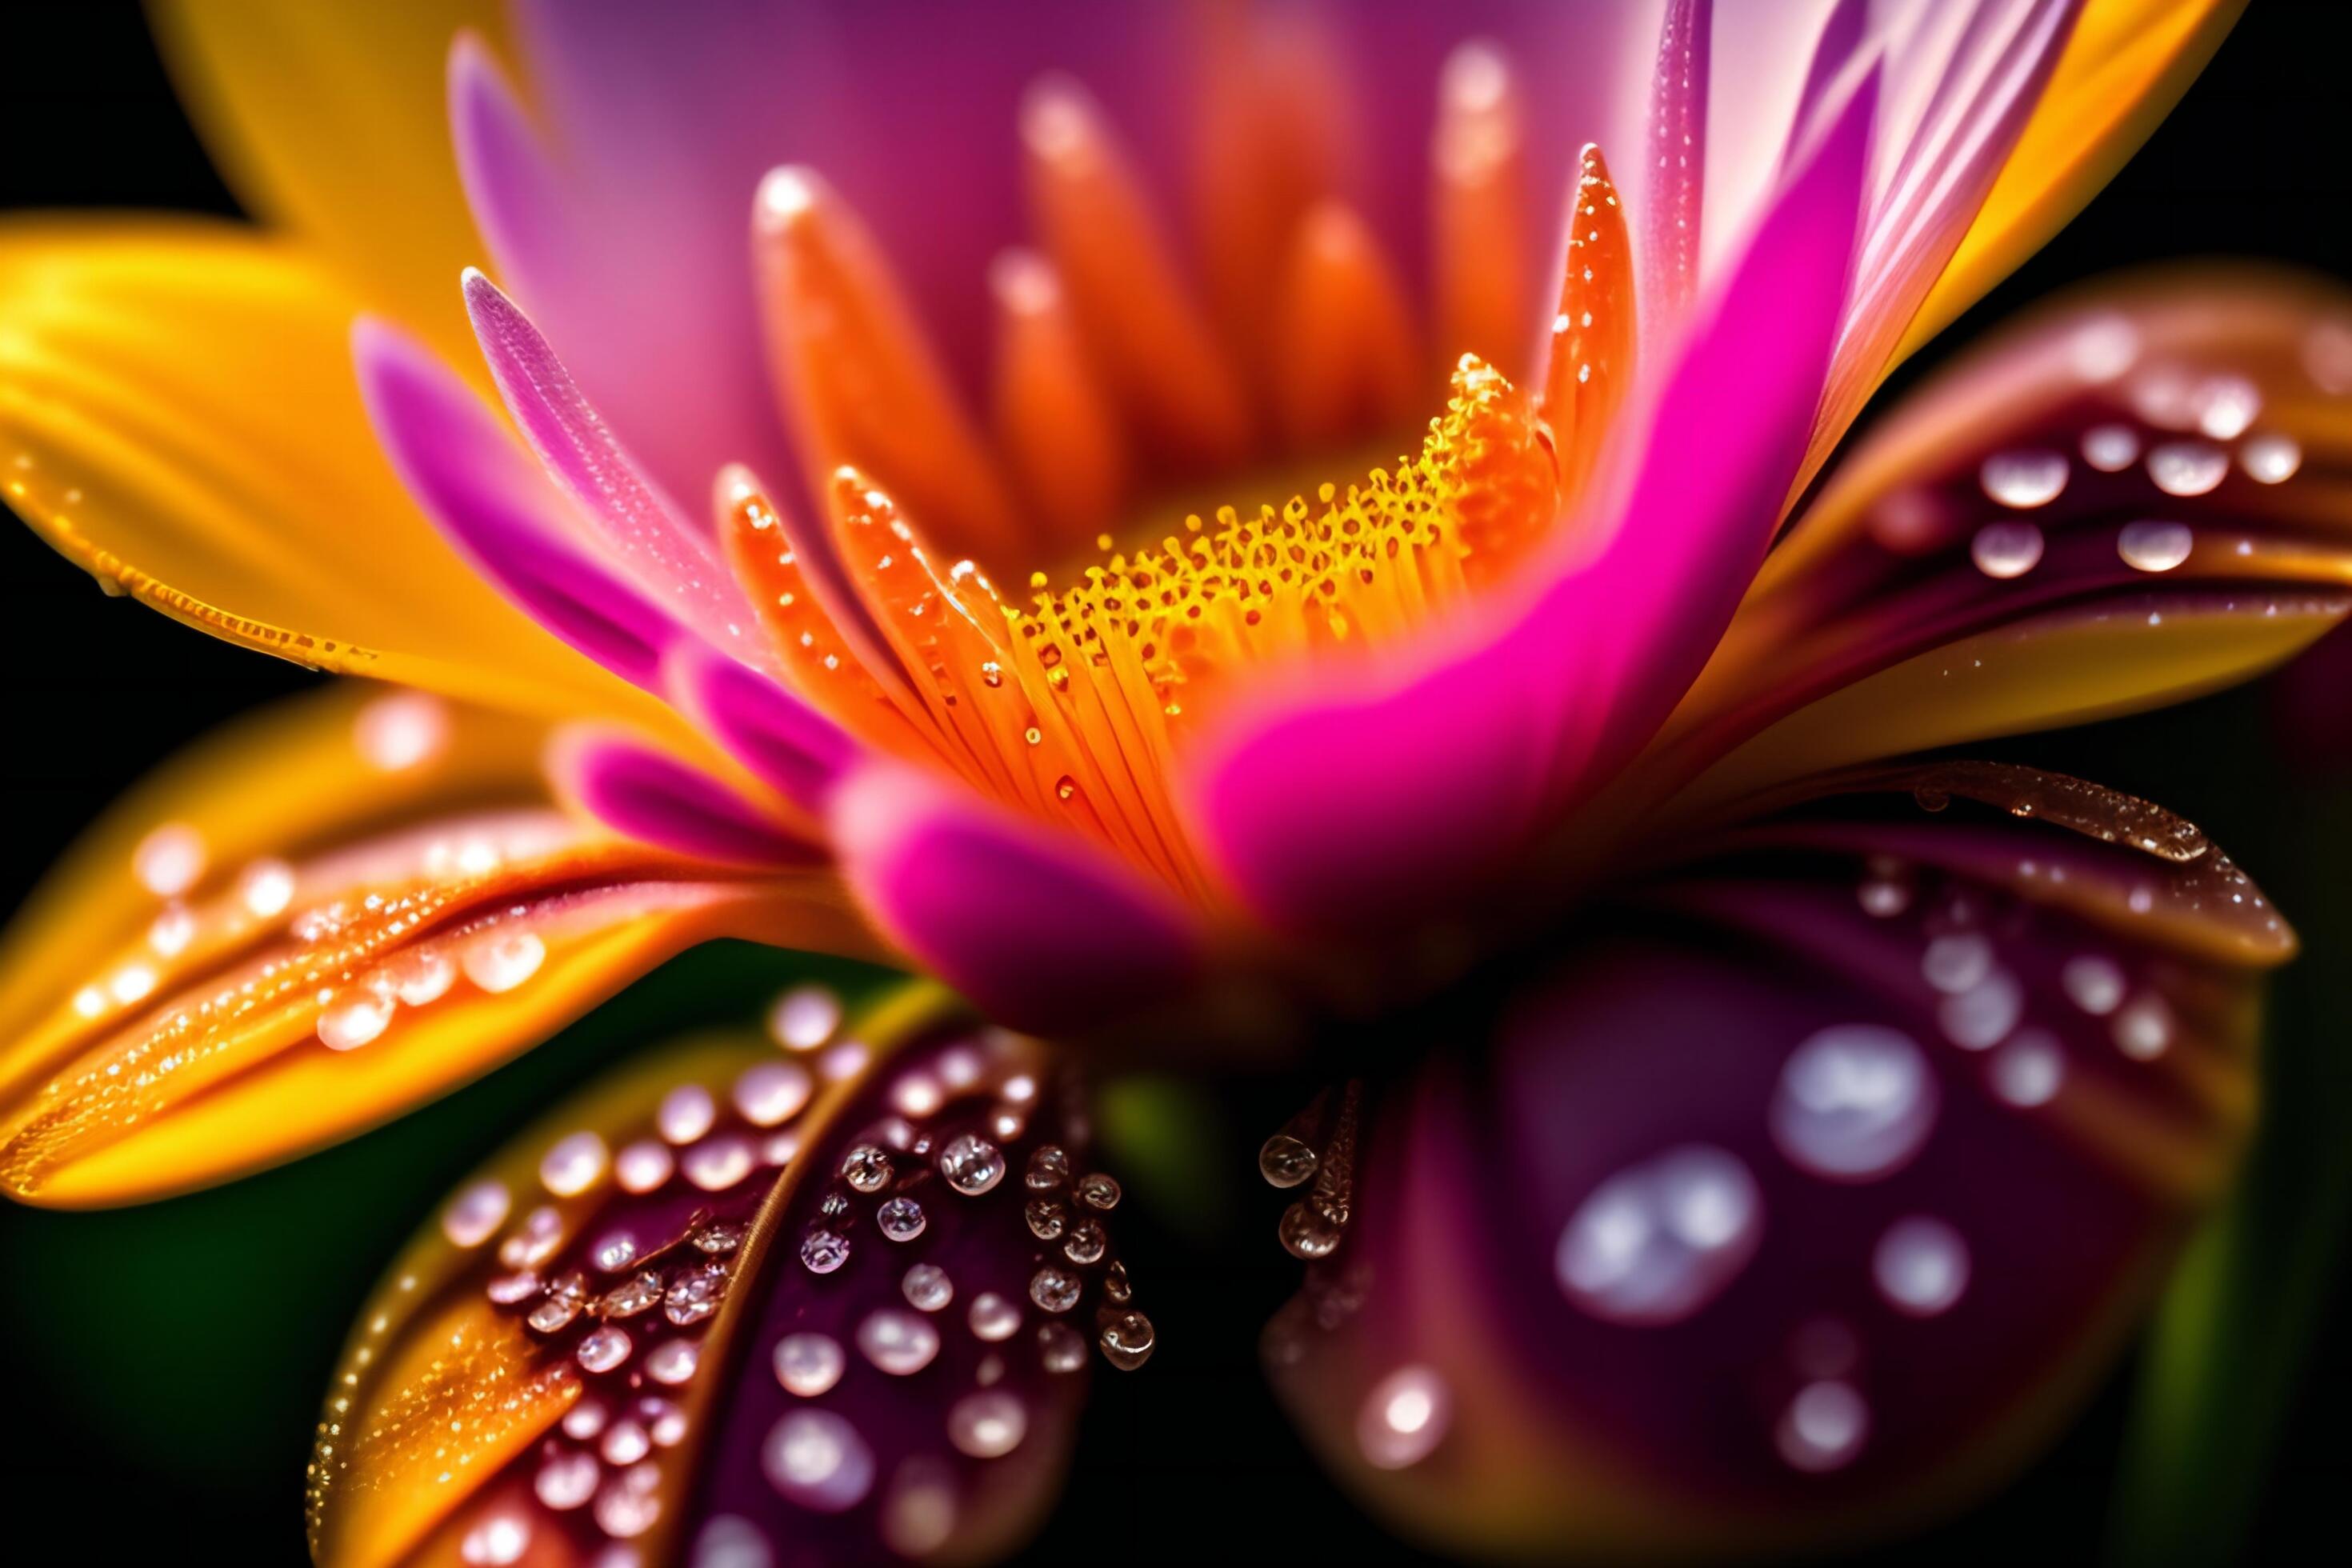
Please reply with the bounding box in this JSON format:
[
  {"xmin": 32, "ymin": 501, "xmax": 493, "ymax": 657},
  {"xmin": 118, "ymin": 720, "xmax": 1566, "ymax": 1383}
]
[
  {"xmin": 662, "ymin": 641, "xmax": 860, "ymax": 818},
  {"xmin": 829, "ymin": 762, "xmax": 1202, "ymax": 1032},
  {"xmin": 546, "ymin": 728, "xmax": 821, "ymax": 869}
]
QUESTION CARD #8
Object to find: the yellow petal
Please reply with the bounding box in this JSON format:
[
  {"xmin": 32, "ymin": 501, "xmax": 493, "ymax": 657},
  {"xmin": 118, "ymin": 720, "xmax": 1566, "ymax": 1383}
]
[
  {"xmin": 146, "ymin": 0, "xmax": 500, "ymax": 363},
  {"xmin": 1902, "ymin": 0, "xmax": 2247, "ymax": 360},
  {"xmin": 0, "ymin": 682, "xmax": 877, "ymax": 1206},
  {"xmin": 0, "ymin": 217, "xmax": 666, "ymax": 728}
]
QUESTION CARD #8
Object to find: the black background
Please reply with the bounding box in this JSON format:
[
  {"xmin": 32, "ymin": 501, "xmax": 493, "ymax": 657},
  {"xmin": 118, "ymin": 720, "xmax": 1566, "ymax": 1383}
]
[{"xmin": 3, "ymin": 2, "xmax": 2351, "ymax": 1563}]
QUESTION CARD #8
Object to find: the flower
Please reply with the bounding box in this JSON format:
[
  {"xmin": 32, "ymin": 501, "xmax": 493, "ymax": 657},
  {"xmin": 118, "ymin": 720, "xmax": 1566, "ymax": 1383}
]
[{"xmin": 0, "ymin": 0, "xmax": 2334, "ymax": 1560}]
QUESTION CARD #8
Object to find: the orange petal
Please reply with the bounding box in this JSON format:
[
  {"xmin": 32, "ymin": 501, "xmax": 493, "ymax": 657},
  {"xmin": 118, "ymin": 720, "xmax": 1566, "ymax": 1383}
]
[
  {"xmin": 148, "ymin": 0, "xmax": 499, "ymax": 366},
  {"xmin": 0, "ymin": 218, "xmax": 665, "ymax": 730},
  {"xmin": 1270, "ymin": 204, "xmax": 1422, "ymax": 452},
  {"xmin": 0, "ymin": 684, "xmax": 871, "ymax": 1206},
  {"xmin": 1431, "ymin": 41, "xmax": 1534, "ymax": 380},
  {"xmin": 1021, "ymin": 76, "xmax": 1252, "ymax": 471},
  {"xmin": 989, "ymin": 250, "xmax": 1130, "ymax": 550},
  {"xmin": 1536, "ymin": 143, "xmax": 1638, "ymax": 505},
  {"xmin": 752, "ymin": 167, "xmax": 1025, "ymax": 564}
]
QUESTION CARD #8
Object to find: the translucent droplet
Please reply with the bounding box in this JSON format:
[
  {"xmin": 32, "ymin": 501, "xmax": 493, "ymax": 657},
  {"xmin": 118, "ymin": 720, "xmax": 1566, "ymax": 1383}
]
[
  {"xmin": 577, "ymin": 1325, "xmax": 632, "ymax": 1374},
  {"xmin": 1990, "ymin": 1030, "xmax": 2066, "ymax": 1107},
  {"xmin": 501, "ymin": 1205, "xmax": 564, "ymax": 1268},
  {"xmin": 1979, "ymin": 449, "xmax": 2068, "ymax": 509},
  {"xmin": 133, "ymin": 822, "xmax": 206, "ymax": 898},
  {"xmin": 600, "ymin": 1270, "xmax": 664, "ymax": 1318},
  {"xmin": 774, "ymin": 1332, "xmax": 845, "ymax": 1396},
  {"xmin": 1076, "ymin": 1172, "xmax": 1122, "ymax": 1210},
  {"xmin": 858, "ymin": 1308, "xmax": 942, "ymax": 1374},
  {"xmin": 1038, "ymin": 1321, "xmax": 1088, "ymax": 1373},
  {"xmin": 1778, "ymin": 1380, "xmax": 1869, "ymax": 1472},
  {"xmin": 2118, "ymin": 519, "xmax": 2193, "ymax": 572},
  {"xmin": 1030, "ymin": 1266, "xmax": 1082, "ymax": 1314},
  {"xmin": 593, "ymin": 1462, "xmax": 663, "ymax": 1537},
  {"xmin": 2080, "ymin": 422, "xmax": 2141, "ymax": 472},
  {"xmin": 763, "ymin": 1410, "xmax": 874, "ymax": 1511},
  {"xmin": 665, "ymin": 1264, "xmax": 727, "ymax": 1326},
  {"xmin": 614, "ymin": 1138, "xmax": 674, "ymax": 1194},
  {"xmin": 696, "ymin": 1221, "xmax": 742, "ymax": 1254},
  {"xmin": 459, "ymin": 1511, "xmax": 531, "ymax": 1566},
  {"xmin": 841, "ymin": 1144, "xmax": 894, "ymax": 1193},
  {"xmin": 1054, "ymin": 775, "xmax": 1078, "ymax": 802},
  {"xmin": 768, "ymin": 986, "xmax": 841, "ymax": 1050},
  {"xmin": 877, "ymin": 1195, "xmax": 926, "ymax": 1242},
  {"xmin": 1874, "ymin": 1215, "xmax": 1970, "ymax": 1316},
  {"xmin": 1279, "ymin": 1199, "xmax": 1344, "ymax": 1260},
  {"xmin": 1098, "ymin": 1310, "xmax": 1156, "ymax": 1371},
  {"xmin": 682, "ymin": 1134, "xmax": 754, "ymax": 1191},
  {"xmin": 317, "ymin": 990, "xmax": 394, "ymax": 1051},
  {"xmin": 902, "ymin": 1263, "xmax": 954, "ymax": 1311},
  {"xmin": 2240, "ymin": 432, "xmax": 2302, "ymax": 484},
  {"xmin": 592, "ymin": 1230, "xmax": 640, "ymax": 1273},
  {"xmin": 2067, "ymin": 314, "xmax": 2139, "ymax": 382},
  {"xmin": 1062, "ymin": 1218, "xmax": 1107, "ymax": 1265},
  {"xmin": 539, "ymin": 1130, "xmax": 608, "ymax": 1197},
  {"xmin": 2062, "ymin": 954, "xmax": 2126, "ymax": 1014},
  {"xmin": 462, "ymin": 931, "xmax": 546, "ymax": 994},
  {"xmin": 1969, "ymin": 521, "xmax": 2043, "ymax": 579},
  {"xmin": 800, "ymin": 1228, "xmax": 851, "ymax": 1274},
  {"xmin": 1357, "ymin": 1366, "xmax": 1450, "ymax": 1470},
  {"xmin": 534, "ymin": 1449, "xmax": 598, "ymax": 1510},
  {"xmin": 734, "ymin": 1062, "xmax": 811, "ymax": 1126},
  {"xmin": 1556, "ymin": 1144, "xmax": 1762, "ymax": 1325},
  {"xmin": 658, "ymin": 1083, "xmax": 715, "ymax": 1144},
  {"xmin": 442, "ymin": 1179, "xmax": 510, "ymax": 1248},
  {"xmin": 969, "ymin": 1291, "xmax": 1022, "ymax": 1342},
  {"xmin": 938, "ymin": 1133, "xmax": 1006, "ymax": 1195},
  {"xmin": 354, "ymin": 692, "xmax": 450, "ymax": 772},
  {"xmin": 2113, "ymin": 992, "xmax": 2174, "ymax": 1060},
  {"xmin": 2192, "ymin": 373, "xmax": 2261, "ymax": 439},
  {"xmin": 1920, "ymin": 933, "xmax": 1991, "ymax": 994},
  {"xmin": 1770, "ymin": 1024, "xmax": 1938, "ymax": 1181},
  {"xmin": 2146, "ymin": 439, "xmax": 2229, "ymax": 497},
  {"xmin": 942, "ymin": 1390, "xmax": 1028, "ymax": 1460},
  {"xmin": 1938, "ymin": 969, "xmax": 2022, "ymax": 1051},
  {"xmin": 1258, "ymin": 1134, "xmax": 1319, "ymax": 1188},
  {"xmin": 1026, "ymin": 1145, "xmax": 1070, "ymax": 1190}
]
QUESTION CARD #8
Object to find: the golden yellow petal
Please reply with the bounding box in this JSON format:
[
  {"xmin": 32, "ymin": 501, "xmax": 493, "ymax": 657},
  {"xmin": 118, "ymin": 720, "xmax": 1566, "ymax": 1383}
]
[
  {"xmin": 146, "ymin": 0, "xmax": 502, "ymax": 364},
  {"xmin": 0, "ymin": 217, "xmax": 666, "ymax": 728}
]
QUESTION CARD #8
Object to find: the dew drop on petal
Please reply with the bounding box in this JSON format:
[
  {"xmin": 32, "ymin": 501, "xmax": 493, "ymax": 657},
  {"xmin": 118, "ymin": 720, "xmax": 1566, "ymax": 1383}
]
[
  {"xmin": 800, "ymin": 1229, "xmax": 850, "ymax": 1274},
  {"xmin": 540, "ymin": 1131, "xmax": 609, "ymax": 1197},
  {"xmin": 774, "ymin": 1332, "xmax": 845, "ymax": 1397},
  {"xmin": 1278, "ymin": 1199, "xmax": 1343, "ymax": 1259},
  {"xmin": 1969, "ymin": 522, "xmax": 2043, "ymax": 579},
  {"xmin": 1874, "ymin": 1215, "xmax": 1970, "ymax": 1316},
  {"xmin": 1259, "ymin": 1134, "xmax": 1318, "ymax": 1187},
  {"xmin": 1770, "ymin": 1025, "xmax": 1937, "ymax": 1182},
  {"xmin": 768, "ymin": 985, "xmax": 841, "ymax": 1050},
  {"xmin": 733, "ymin": 1062, "xmax": 810, "ymax": 1127},
  {"xmin": 1920, "ymin": 933, "xmax": 1992, "ymax": 994},
  {"xmin": 577, "ymin": 1325, "xmax": 632, "ymax": 1374},
  {"xmin": 2118, "ymin": 520, "xmax": 2194, "ymax": 572},
  {"xmin": 386, "ymin": 948, "xmax": 456, "ymax": 1006},
  {"xmin": 902, "ymin": 1263, "xmax": 953, "ymax": 1311},
  {"xmin": 2068, "ymin": 315, "xmax": 2140, "ymax": 382},
  {"xmin": 658, "ymin": 1083, "xmax": 716, "ymax": 1145},
  {"xmin": 2192, "ymin": 374, "xmax": 2262, "ymax": 440},
  {"xmin": 2062, "ymin": 954, "xmax": 2126, "ymax": 1015},
  {"xmin": 2113, "ymin": 992, "xmax": 2174, "ymax": 1060},
  {"xmin": 2080, "ymin": 422, "xmax": 2141, "ymax": 472},
  {"xmin": 1030, "ymin": 1266, "xmax": 1082, "ymax": 1314},
  {"xmin": 459, "ymin": 1511, "xmax": 531, "ymax": 1566},
  {"xmin": 318, "ymin": 991, "xmax": 394, "ymax": 1050},
  {"xmin": 763, "ymin": 1410, "xmax": 874, "ymax": 1512},
  {"xmin": 1098, "ymin": 1310, "xmax": 1156, "ymax": 1370},
  {"xmin": 1556, "ymin": 1144, "xmax": 1762, "ymax": 1325},
  {"xmin": 858, "ymin": 1308, "xmax": 941, "ymax": 1374},
  {"xmin": 877, "ymin": 1195, "xmax": 926, "ymax": 1242},
  {"xmin": 2146, "ymin": 440, "xmax": 2229, "ymax": 497},
  {"xmin": 947, "ymin": 1390, "xmax": 1029, "ymax": 1458},
  {"xmin": 134, "ymin": 822, "xmax": 206, "ymax": 898},
  {"xmin": 938, "ymin": 1134, "xmax": 1006, "ymax": 1194},
  {"xmin": 1990, "ymin": 1030, "xmax": 2066, "ymax": 1107},
  {"xmin": 1980, "ymin": 450, "xmax": 2068, "ymax": 509},
  {"xmin": 614, "ymin": 1139, "xmax": 674, "ymax": 1194},
  {"xmin": 462, "ymin": 931, "xmax": 546, "ymax": 994},
  {"xmin": 354, "ymin": 692, "xmax": 450, "ymax": 772},
  {"xmin": 1938, "ymin": 970, "xmax": 2022, "ymax": 1050},
  {"xmin": 2240, "ymin": 432, "xmax": 2303, "ymax": 484},
  {"xmin": 646, "ymin": 1339, "xmax": 698, "ymax": 1386},
  {"xmin": 1357, "ymin": 1366, "xmax": 1451, "ymax": 1470},
  {"xmin": 969, "ymin": 1292, "xmax": 1022, "ymax": 1342},
  {"xmin": 1038, "ymin": 1321, "xmax": 1088, "ymax": 1373},
  {"xmin": 534, "ymin": 1450, "xmax": 599, "ymax": 1511},
  {"xmin": 1777, "ymin": 1381, "xmax": 1870, "ymax": 1471},
  {"xmin": 682, "ymin": 1134, "xmax": 755, "ymax": 1191},
  {"xmin": 442, "ymin": 1179, "xmax": 510, "ymax": 1248},
  {"xmin": 240, "ymin": 858, "xmax": 297, "ymax": 918}
]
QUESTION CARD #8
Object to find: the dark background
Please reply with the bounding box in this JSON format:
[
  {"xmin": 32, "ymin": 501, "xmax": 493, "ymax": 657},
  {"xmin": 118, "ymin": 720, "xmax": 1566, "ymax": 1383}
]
[{"xmin": 3, "ymin": 2, "xmax": 2350, "ymax": 1563}]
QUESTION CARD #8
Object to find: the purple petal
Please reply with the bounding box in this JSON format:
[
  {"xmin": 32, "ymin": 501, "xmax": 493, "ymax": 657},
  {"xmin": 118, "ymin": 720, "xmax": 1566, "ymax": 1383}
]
[
  {"xmin": 354, "ymin": 318, "xmax": 694, "ymax": 690},
  {"xmin": 1264, "ymin": 774, "xmax": 2274, "ymax": 1556},
  {"xmin": 1192, "ymin": 78, "xmax": 1875, "ymax": 934},
  {"xmin": 1642, "ymin": 0, "xmax": 1712, "ymax": 329},
  {"xmin": 548, "ymin": 728, "xmax": 822, "ymax": 868},
  {"xmin": 829, "ymin": 762, "xmax": 1202, "ymax": 1032},
  {"xmin": 664, "ymin": 641, "xmax": 862, "ymax": 818}
]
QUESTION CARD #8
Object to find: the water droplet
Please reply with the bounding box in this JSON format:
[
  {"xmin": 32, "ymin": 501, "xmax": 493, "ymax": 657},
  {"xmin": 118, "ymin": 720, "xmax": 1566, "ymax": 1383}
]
[
  {"xmin": 385, "ymin": 947, "xmax": 455, "ymax": 1006},
  {"xmin": 318, "ymin": 991, "xmax": 394, "ymax": 1051},
  {"xmin": 2067, "ymin": 315, "xmax": 2139, "ymax": 382},
  {"xmin": 1874, "ymin": 1215, "xmax": 1970, "ymax": 1316},
  {"xmin": 768, "ymin": 985, "xmax": 841, "ymax": 1050},
  {"xmin": 1980, "ymin": 450, "xmax": 2068, "ymax": 509},
  {"xmin": 969, "ymin": 1292, "xmax": 1022, "ymax": 1342},
  {"xmin": 1038, "ymin": 1321, "xmax": 1088, "ymax": 1373},
  {"xmin": 2240, "ymin": 432, "xmax": 2302, "ymax": 483},
  {"xmin": 147, "ymin": 902, "xmax": 194, "ymax": 958},
  {"xmin": 1921, "ymin": 933, "xmax": 1992, "ymax": 994},
  {"xmin": 947, "ymin": 1390, "xmax": 1028, "ymax": 1458},
  {"xmin": 2080, "ymin": 422, "xmax": 2141, "ymax": 472},
  {"xmin": 1990, "ymin": 1030, "xmax": 2066, "ymax": 1107},
  {"xmin": 540, "ymin": 1131, "xmax": 608, "ymax": 1196},
  {"xmin": 800, "ymin": 1228, "xmax": 851, "ymax": 1274},
  {"xmin": 1279, "ymin": 1199, "xmax": 1344, "ymax": 1259},
  {"xmin": 501, "ymin": 1206, "xmax": 565, "ymax": 1268},
  {"xmin": 134, "ymin": 822, "xmax": 206, "ymax": 898},
  {"xmin": 601, "ymin": 1270, "xmax": 664, "ymax": 1318},
  {"xmin": 693, "ymin": 1517, "xmax": 771, "ymax": 1568},
  {"xmin": 1969, "ymin": 521, "xmax": 2044, "ymax": 579},
  {"xmin": 774, "ymin": 1332, "xmax": 845, "ymax": 1396},
  {"xmin": 592, "ymin": 1230, "xmax": 640, "ymax": 1272},
  {"xmin": 240, "ymin": 858, "xmax": 297, "ymax": 918},
  {"xmin": 593, "ymin": 1462, "xmax": 663, "ymax": 1537},
  {"xmin": 442, "ymin": 1179, "xmax": 510, "ymax": 1248},
  {"xmin": 938, "ymin": 1134, "xmax": 1006, "ymax": 1194},
  {"xmin": 1777, "ymin": 1380, "xmax": 1869, "ymax": 1471},
  {"xmin": 1062, "ymin": 1218, "xmax": 1107, "ymax": 1265},
  {"xmin": 1556, "ymin": 1144, "xmax": 1761, "ymax": 1325},
  {"xmin": 2147, "ymin": 439, "xmax": 2229, "ymax": 497},
  {"xmin": 877, "ymin": 1195, "xmax": 926, "ymax": 1242},
  {"xmin": 682, "ymin": 1134, "xmax": 755, "ymax": 1190},
  {"xmin": 1938, "ymin": 970, "xmax": 2022, "ymax": 1051},
  {"xmin": 1357, "ymin": 1366, "xmax": 1450, "ymax": 1470},
  {"xmin": 1258, "ymin": 1134, "xmax": 1319, "ymax": 1188},
  {"xmin": 354, "ymin": 692, "xmax": 450, "ymax": 772},
  {"xmin": 2112, "ymin": 992, "xmax": 2174, "ymax": 1059},
  {"xmin": 2062, "ymin": 954, "xmax": 2125, "ymax": 1014},
  {"xmin": 1030, "ymin": 1266, "xmax": 1082, "ymax": 1314},
  {"xmin": 459, "ymin": 1511, "xmax": 531, "ymax": 1566},
  {"xmin": 2193, "ymin": 374, "xmax": 2261, "ymax": 439},
  {"xmin": 666, "ymin": 1263, "xmax": 728, "ymax": 1326},
  {"xmin": 1077, "ymin": 1172, "xmax": 1122, "ymax": 1210},
  {"xmin": 1099, "ymin": 1310, "xmax": 1156, "ymax": 1371},
  {"xmin": 734, "ymin": 1062, "xmax": 810, "ymax": 1126},
  {"xmin": 534, "ymin": 1449, "xmax": 599, "ymax": 1510},
  {"xmin": 1026, "ymin": 1145, "xmax": 1071, "ymax": 1189},
  {"xmin": 1054, "ymin": 775, "xmax": 1078, "ymax": 802},
  {"xmin": 981, "ymin": 660, "xmax": 1005, "ymax": 688},
  {"xmin": 658, "ymin": 1083, "xmax": 716, "ymax": 1144},
  {"xmin": 764, "ymin": 1410, "xmax": 874, "ymax": 1511},
  {"xmin": 1770, "ymin": 1024, "xmax": 1938, "ymax": 1182},
  {"xmin": 858, "ymin": 1308, "xmax": 942, "ymax": 1374},
  {"xmin": 2118, "ymin": 519, "xmax": 2194, "ymax": 572},
  {"xmin": 696, "ymin": 1221, "xmax": 742, "ymax": 1254},
  {"xmin": 577, "ymin": 1325, "xmax": 633, "ymax": 1373},
  {"xmin": 615, "ymin": 1138, "xmax": 674, "ymax": 1194},
  {"xmin": 646, "ymin": 1338, "xmax": 698, "ymax": 1386},
  {"xmin": 902, "ymin": 1263, "xmax": 954, "ymax": 1311},
  {"xmin": 841, "ymin": 1143, "xmax": 894, "ymax": 1193},
  {"xmin": 462, "ymin": 931, "xmax": 546, "ymax": 994}
]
